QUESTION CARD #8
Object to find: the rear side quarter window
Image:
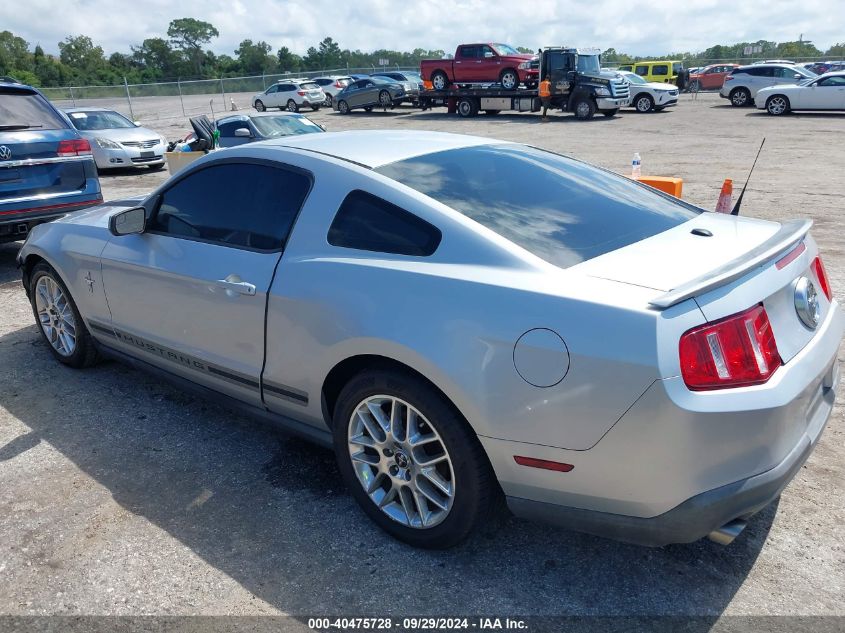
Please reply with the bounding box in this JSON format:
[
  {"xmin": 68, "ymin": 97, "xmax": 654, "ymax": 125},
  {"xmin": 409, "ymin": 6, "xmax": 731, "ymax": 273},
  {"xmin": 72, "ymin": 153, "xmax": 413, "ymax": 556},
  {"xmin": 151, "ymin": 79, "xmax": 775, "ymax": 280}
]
[{"xmin": 328, "ymin": 190, "xmax": 441, "ymax": 256}]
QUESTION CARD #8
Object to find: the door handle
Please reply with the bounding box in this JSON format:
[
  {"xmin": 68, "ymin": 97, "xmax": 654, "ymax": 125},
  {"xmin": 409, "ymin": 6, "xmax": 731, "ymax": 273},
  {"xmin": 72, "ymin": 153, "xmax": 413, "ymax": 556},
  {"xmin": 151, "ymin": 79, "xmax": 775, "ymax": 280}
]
[{"xmin": 215, "ymin": 278, "xmax": 256, "ymax": 296}]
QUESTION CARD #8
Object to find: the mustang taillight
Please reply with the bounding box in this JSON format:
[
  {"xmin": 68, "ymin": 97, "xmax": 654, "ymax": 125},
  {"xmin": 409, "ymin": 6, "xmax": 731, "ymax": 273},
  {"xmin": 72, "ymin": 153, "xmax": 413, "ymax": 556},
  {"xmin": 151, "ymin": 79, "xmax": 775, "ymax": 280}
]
[
  {"xmin": 812, "ymin": 256, "xmax": 832, "ymax": 300},
  {"xmin": 57, "ymin": 138, "xmax": 92, "ymax": 156},
  {"xmin": 679, "ymin": 305, "xmax": 781, "ymax": 390}
]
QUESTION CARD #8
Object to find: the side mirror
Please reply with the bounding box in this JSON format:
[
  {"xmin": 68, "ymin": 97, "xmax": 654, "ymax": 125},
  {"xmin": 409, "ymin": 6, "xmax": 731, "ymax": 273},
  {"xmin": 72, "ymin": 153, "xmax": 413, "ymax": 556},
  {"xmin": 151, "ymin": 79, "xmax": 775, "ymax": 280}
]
[
  {"xmin": 134, "ymin": 121, "xmax": 141, "ymax": 126},
  {"xmin": 793, "ymin": 74, "xmax": 802, "ymax": 80},
  {"xmin": 234, "ymin": 127, "xmax": 253, "ymax": 138},
  {"xmin": 109, "ymin": 207, "xmax": 146, "ymax": 236},
  {"xmin": 484, "ymin": 51, "xmax": 494, "ymax": 58}
]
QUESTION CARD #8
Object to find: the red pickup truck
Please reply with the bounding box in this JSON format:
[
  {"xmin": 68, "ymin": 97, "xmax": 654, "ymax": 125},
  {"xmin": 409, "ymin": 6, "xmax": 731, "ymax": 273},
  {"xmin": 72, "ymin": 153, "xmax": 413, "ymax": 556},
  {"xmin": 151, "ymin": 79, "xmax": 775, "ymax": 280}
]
[{"xmin": 420, "ymin": 43, "xmax": 538, "ymax": 91}]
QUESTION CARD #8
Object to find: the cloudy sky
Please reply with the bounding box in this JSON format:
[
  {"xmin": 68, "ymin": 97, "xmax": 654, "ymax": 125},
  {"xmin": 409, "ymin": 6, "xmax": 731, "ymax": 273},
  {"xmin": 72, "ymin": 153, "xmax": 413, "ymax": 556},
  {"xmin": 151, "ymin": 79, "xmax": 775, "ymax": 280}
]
[{"xmin": 3, "ymin": 0, "xmax": 842, "ymax": 57}]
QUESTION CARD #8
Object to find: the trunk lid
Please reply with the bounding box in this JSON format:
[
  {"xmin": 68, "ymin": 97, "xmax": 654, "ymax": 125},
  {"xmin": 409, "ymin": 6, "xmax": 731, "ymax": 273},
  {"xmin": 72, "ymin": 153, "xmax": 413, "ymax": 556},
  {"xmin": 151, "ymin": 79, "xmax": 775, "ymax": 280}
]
[
  {"xmin": 0, "ymin": 129, "xmax": 87, "ymax": 202},
  {"xmin": 576, "ymin": 212, "xmax": 826, "ymax": 363}
]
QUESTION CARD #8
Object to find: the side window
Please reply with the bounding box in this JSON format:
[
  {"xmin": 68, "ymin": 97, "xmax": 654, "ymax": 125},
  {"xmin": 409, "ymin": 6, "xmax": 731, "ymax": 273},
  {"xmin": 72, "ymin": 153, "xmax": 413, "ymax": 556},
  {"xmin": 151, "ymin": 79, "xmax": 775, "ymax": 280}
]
[
  {"xmin": 818, "ymin": 76, "xmax": 845, "ymax": 86},
  {"xmin": 672, "ymin": 62, "xmax": 683, "ymax": 74},
  {"xmin": 150, "ymin": 163, "xmax": 311, "ymax": 250},
  {"xmin": 480, "ymin": 45, "xmax": 495, "ymax": 58},
  {"xmin": 751, "ymin": 67, "xmax": 774, "ymax": 77},
  {"xmin": 653, "ymin": 64, "xmax": 669, "ymax": 76},
  {"xmin": 775, "ymin": 67, "xmax": 798, "ymax": 78},
  {"xmin": 635, "ymin": 65, "xmax": 648, "ymax": 76},
  {"xmin": 459, "ymin": 46, "xmax": 477, "ymax": 59},
  {"xmin": 265, "ymin": 85, "xmax": 278, "ymax": 94},
  {"xmin": 216, "ymin": 121, "xmax": 243, "ymax": 137},
  {"xmin": 327, "ymin": 190, "xmax": 441, "ymax": 256}
]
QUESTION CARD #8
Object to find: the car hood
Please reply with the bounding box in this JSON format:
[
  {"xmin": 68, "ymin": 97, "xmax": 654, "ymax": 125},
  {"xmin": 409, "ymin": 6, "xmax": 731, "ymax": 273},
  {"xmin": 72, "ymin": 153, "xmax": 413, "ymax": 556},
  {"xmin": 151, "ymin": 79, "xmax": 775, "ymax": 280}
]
[
  {"xmin": 756, "ymin": 83, "xmax": 804, "ymax": 94},
  {"xmin": 644, "ymin": 81, "xmax": 677, "ymax": 91},
  {"xmin": 54, "ymin": 197, "xmax": 146, "ymax": 228},
  {"xmin": 582, "ymin": 70, "xmax": 624, "ymax": 83},
  {"xmin": 77, "ymin": 126, "xmax": 161, "ymax": 142}
]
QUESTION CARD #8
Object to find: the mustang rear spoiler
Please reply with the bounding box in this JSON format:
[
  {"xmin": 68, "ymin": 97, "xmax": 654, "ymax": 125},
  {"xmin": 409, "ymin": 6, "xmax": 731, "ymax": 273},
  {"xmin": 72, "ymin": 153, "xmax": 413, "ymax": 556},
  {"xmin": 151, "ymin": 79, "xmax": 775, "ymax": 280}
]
[{"xmin": 649, "ymin": 218, "xmax": 813, "ymax": 309}]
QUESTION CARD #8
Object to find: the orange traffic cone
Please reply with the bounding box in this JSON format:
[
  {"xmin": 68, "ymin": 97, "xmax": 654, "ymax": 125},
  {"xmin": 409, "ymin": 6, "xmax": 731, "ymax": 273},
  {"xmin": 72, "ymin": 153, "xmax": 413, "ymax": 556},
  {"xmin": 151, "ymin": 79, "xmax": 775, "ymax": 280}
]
[{"xmin": 715, "ymin": 178, "xmax": 733, "ymax": 213}]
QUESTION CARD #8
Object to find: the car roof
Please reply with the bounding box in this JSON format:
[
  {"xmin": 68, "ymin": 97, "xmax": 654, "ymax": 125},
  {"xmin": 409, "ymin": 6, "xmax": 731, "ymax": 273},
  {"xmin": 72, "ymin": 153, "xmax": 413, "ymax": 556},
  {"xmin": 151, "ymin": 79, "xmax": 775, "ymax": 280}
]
[
  {"xmin": 64, "ymin": 107, "xmax": 116, "ymax": 113},
  {"xmin": 217, "ymin": 112, "xmax": 305, "ymax": 123},
  {"xmin": 263, "ymin": 130, "xmax": 503, "ymax": 169}
]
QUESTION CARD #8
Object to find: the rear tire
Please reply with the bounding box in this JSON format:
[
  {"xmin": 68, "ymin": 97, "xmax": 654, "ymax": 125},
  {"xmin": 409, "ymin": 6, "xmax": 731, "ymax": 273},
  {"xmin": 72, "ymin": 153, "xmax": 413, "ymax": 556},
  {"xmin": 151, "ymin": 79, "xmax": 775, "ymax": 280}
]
[
  {"xmin": 765, "ymin": 95, "xmax": 790, "ymax": 115},
  {"xmin": 324, "ymin": 94, "xmax": 333, "ymax": 107},
  {"xmin": 431, "ymin": 71, "xmax": 449, "ymax": 91},
  {"xmin": 254, "ymin": 100, "xmax": 265, "ymax": 112},
  {"xmin": 730, "ymin": 88, "xmax": 750, "ymax": 107},
  {"xmin": 332, "ymin": 369, "xmax": 496, "ymax": 549},
  {"xmin": 287, "ymin": 99, "xmax": 299, "ymax": 112},
  {"xmin": 634, "ymin": 93, "xmax": 655, "ymax": 112},
  {"xmin": 456, "ymin": 97, "xmax": 479, "ymax": 118},
  {"xmin": 28, "ymin": 262, "xmax": 101, "ymax": 369},
  {"xmin": 311, "ymin": 104, "xmax": 320, "ymax": 111}
]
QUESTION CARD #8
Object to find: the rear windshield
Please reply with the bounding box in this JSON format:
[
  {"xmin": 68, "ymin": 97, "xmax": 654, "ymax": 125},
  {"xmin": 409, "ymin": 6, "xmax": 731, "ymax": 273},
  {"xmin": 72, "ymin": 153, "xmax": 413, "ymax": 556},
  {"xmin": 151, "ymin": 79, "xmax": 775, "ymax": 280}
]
[
  {"xmin": 376, "ymin": 144, "xmax": 701, "ymax": 269},
  {"xmin": 300, "ymin": 82, "xmax": 320, "ymax": 90},
  {"xmin": 0, "ymin": 88, "xmax": 68, "ymax": 131}
]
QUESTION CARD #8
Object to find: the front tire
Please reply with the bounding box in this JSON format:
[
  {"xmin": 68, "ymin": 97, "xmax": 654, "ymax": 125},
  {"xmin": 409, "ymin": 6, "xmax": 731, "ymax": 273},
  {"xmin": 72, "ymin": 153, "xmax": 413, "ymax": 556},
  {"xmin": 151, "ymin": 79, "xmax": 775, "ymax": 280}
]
[
  {"xmin": 332, "ymin": 370, "xmax": 495, "ymax": 549},
  {"xmin": 338, "ymin": 100, "xmax": 350, "ymax": 114},
  {"xmin": 499, "ymin": 69, "xmax": 519, "ymax": 90},
  {"xmin": 254, "ymin": 99, "xmax": 265, "ymax": 112},
  {"xmin": 29, "ymin": 262, "xmax": 101, "ymax": 368},
  {"xmin": 730, "ymin": 88, "xmax": 750, "ymax": 107},
  {"xmin": 634, "ymin": 93, "xmax": 655, "ymax": 113},
  {"xmin": 573, "ymin": 98, "xmax": 596, "ymax": 120},
  {"xmin": 378, "ymin": 90, "xmax": 393, "ymax": 109},
  {"xmin": 765, "ymin": 95, "xmax": 790, "ymax": 115}
]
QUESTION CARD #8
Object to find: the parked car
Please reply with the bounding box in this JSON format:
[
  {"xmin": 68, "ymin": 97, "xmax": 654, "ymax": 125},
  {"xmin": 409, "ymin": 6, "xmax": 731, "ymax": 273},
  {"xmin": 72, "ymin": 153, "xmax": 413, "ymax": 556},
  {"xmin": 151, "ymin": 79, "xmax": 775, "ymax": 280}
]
[
  {"xmin": 332, "ymin": 77, "xmax": 407, "ymax": 114},
  {"xmin": 755, "ymin": 71, "xmax": 845, "ymax": 115},
  {"xmin": 628, "ymin": 60, "xmax": 684, "ymax": 84},
  {"xmin": 216, "ymin": 112, "xmax": 325, "ymax": 148},
  {"xmin": 252, "ymin": 79, "xmax": 325, "ymax": 112},
  {"xmin": 0, "ymin": 81, "xmax": 101, "ymax": 243},
  {"xmin": 64, "ymin": 108, "xmax": 167, "ymax": 171},
  {"xmin": 421, "ymin": 43, "xmax": 538, "ymax": 90},
  {"xmin": 371, "ymin": 71, "xmax": 425, "ymax": 105},
  {"xmin": 805, "ymin": 61, "xmax": 845, "ymax": 75},
  {"xmin": 17, "ymin": 130, "xmax": 844, "ymax": 550},
  {"xmin": 688, "ymin": 64, "xmax": 739, "ymax": 91},
  {"xmin": 618, "ymin": 71, "xmax": 679, "ymax": 112},
  {"xmin": 721, "ymin": 63, "xmax": 817, "ymax": 106},
  {"xmin": 313, "ymin": 76, "xmax": 352, "ymax": 107}
]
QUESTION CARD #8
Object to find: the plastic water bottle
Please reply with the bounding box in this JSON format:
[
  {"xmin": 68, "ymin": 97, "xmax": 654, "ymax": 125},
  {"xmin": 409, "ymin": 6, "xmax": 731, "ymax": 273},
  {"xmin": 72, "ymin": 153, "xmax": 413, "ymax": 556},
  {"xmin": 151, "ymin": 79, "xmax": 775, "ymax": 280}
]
[{"xmin": 631, "ymin": 152, "xmax": 642, "ymax": 179}]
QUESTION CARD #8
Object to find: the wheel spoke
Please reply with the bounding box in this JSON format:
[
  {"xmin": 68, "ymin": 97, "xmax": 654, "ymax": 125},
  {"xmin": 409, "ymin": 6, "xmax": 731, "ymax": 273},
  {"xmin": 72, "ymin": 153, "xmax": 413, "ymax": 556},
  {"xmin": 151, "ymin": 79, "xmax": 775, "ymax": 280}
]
[
  {"xmin": 365, "ymin": 471, "xmax": 384, "ymax": 494},
  {"xmin": 416, "ymin": 479, "xmax": 449, "ymax": 511},
  {"xmin": 398, "ymin": 486, "xmax": 416, "ymax": 525},
  {"xmin": 420, "ymin": 467, "xmax": 452, "ymax": 497},
  {"xmin": 413, "ymin": 450, "xmax": 448, "ymax": 468},
  {"xmin": 366, "ymin": 401, "xmax": 390, "ymax": 434},
  {"xmin": 350, "ymin": 450, "xmax": 379, "ymax": 466},
  {"xmin": 378, "ymin": 484, "xmax": 398, "ymax": 508},
  {"xmin": 349, "ymin": 433, "xmax": 378, "ymax": 449},
  {"xmin": 412, "ymin": 489, "xmax": 432, "ymax": 526},
  {"xmin": 357, "ymin": 410, "xmax": 385, "ymax": 443},
  {"xmin": 390, "ymin": 400, "xmax": 406, "ymax": 442}
]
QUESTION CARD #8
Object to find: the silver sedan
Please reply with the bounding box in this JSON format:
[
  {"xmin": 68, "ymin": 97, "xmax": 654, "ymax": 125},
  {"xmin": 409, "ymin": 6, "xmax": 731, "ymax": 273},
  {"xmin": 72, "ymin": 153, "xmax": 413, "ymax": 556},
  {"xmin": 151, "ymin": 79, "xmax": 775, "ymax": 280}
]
[
  {"xmin": 17, "ymin": 131, "xmax": 844, "ymax": 549},
  {"xmin": 65, "ymin": 108, "xmax": 167, "ymax": 170}
]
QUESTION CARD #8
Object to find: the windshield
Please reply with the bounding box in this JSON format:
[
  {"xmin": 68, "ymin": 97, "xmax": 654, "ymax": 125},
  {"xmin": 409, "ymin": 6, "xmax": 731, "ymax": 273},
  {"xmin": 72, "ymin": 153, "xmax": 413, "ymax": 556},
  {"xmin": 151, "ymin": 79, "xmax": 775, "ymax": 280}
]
[
  {"xmin": 377, "ymin": 144, "xmax": 700, "ymax": 269},
  {"xmin": 251, "ymin": 115, "xmax": 323, "ymax": 137},
  {"xmin": 492, "ymin": 43, "xmax": 520, "ymax": 56},
  {"xmin": 795, "ymin": 66, "xmax": 816, "ymax": 78},
  {"xmin": 68, "ymin": 110, "xmax": 134, "ymax": 130},
  {"xmin": 621, "ymin": 72, "xmax": 646, "ymax": 84},
  {"xmin": 576, "ymin": 55, "xmax": 601, "ymax": 74}
]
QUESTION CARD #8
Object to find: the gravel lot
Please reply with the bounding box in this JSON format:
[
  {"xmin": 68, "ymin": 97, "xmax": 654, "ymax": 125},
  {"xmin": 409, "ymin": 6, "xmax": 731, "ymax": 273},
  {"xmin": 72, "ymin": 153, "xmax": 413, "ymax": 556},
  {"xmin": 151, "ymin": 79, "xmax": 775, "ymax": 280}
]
[{"xmin": 1, "ymin": 91, "xmax": 844, "ymax": 624}]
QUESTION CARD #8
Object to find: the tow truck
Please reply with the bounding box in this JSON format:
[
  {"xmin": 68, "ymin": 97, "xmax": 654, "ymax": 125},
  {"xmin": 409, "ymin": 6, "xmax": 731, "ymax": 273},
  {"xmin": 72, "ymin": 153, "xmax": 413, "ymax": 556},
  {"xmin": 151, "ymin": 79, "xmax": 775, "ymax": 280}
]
[{"xmin": 418, "ymin": 47, "xmax": 630, "ymax": 120}]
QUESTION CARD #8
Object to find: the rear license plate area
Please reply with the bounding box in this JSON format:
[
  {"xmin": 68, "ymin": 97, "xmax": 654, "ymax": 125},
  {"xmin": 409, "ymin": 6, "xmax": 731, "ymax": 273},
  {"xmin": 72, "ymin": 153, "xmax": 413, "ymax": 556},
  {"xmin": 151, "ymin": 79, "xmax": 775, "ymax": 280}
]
[{"xmin": 0, "ymin": 168, "xmax": 21, "ymax": 183}]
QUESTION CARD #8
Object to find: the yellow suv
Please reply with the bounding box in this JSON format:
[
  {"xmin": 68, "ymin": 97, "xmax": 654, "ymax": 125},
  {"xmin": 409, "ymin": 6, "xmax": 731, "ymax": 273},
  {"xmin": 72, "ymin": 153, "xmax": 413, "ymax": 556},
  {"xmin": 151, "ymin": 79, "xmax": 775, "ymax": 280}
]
[{"xmin": 618, "ymin": 61, "xmax": 683, "ymax": 84}]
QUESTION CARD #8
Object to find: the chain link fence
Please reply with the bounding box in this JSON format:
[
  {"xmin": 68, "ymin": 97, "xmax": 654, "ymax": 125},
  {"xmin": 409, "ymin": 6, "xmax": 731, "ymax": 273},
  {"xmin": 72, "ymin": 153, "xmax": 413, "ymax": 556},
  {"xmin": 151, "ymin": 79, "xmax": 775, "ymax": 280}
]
[{"xmin": 40, "ymin": 66, "xmax": 421, "ymax": 123}]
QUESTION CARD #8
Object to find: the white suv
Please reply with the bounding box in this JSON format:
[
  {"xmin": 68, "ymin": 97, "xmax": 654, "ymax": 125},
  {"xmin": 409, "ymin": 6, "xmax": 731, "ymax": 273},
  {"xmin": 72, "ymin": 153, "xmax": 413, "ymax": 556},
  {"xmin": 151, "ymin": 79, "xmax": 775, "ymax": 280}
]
[
  {"xmin": 313, "ymin": 76, "xmax": 352, "ymax": 107},
  {"xmin": 252, "ymin": 79, "xmax": 326, "ymax": 112},
  {"xmin": 720, "ymin": 64, "xmax": 816, "ymax": 106}
]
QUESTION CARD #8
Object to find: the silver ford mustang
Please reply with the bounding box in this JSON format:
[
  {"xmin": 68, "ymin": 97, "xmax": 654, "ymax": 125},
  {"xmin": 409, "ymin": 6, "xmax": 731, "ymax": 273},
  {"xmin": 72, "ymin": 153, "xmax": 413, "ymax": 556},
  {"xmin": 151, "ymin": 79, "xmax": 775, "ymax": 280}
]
[{"xmin": 16, "ymin": 131, "xmax": 844, "ymax": 549}]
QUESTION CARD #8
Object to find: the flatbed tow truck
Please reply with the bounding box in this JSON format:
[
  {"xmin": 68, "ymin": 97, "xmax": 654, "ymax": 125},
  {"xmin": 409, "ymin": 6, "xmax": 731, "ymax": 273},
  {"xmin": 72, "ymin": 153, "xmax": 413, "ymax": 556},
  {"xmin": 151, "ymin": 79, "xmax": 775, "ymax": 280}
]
[{"xmin": 418, "ymin": 47, "xmax": 630, "ymax": 120}]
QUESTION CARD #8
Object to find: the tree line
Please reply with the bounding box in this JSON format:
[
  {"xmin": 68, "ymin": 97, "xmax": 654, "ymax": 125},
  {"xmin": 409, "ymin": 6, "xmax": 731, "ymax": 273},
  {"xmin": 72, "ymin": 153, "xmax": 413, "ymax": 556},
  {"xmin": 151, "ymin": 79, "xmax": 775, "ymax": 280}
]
[{"xmin": 1, "ymin": 18, "xmax": 844, "ymax": 88}]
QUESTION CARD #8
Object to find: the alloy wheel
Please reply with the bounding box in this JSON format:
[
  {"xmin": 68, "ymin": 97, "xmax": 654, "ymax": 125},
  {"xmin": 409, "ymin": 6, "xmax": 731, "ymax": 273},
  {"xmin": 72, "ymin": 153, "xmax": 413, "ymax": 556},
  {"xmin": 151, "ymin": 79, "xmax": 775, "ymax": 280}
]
[
  {"xmin": 347, "ymin": 395, "xmax": 455, "ymax": 529},
  {"xmin": 767, "ymin": 96, "xmax": 788, "ymax": 115},
  {"xmin": 35, "ymin": 275, "xmax": 77, "ymax": 357},
  {"xmin": 379, "ymin": 91, "xmax": 392, "ymax": 107}
]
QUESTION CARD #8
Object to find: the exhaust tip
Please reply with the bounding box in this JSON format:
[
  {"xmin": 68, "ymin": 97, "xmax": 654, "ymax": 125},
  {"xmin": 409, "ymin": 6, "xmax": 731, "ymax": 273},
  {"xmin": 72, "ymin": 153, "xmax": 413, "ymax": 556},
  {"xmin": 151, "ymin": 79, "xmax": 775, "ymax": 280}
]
[{"xmin": 708, "ymin": 519, "xmax": 747, "ymax": 545}]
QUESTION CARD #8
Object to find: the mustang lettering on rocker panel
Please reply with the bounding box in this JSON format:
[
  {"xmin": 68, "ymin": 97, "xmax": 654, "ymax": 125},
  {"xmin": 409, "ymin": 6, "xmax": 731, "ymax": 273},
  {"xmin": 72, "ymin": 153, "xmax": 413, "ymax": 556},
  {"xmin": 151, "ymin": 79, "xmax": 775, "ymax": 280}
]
[{"xmin": 86, "ymin": 320, "xmax": 308, "ymax": 405}]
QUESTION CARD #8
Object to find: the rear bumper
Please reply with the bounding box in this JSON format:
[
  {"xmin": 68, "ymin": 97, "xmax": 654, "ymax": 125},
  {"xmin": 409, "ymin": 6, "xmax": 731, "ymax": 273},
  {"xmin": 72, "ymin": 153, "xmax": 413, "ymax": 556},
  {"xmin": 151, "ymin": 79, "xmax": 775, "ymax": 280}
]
[{"xmin": 506, "ymin": 387, "xmax": 830, "ymax": 546}]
